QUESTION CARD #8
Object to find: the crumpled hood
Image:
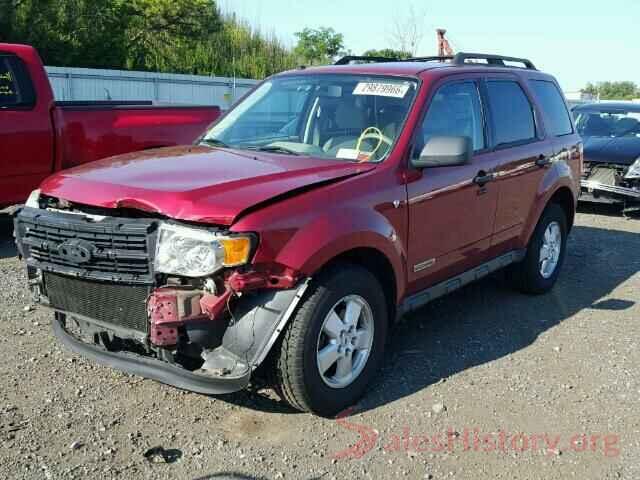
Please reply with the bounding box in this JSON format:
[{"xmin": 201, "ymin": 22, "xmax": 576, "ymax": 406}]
[
  {"xmin": 40, "ymin": 146, "xmax": 375, "ymax": 225},
  {"xmin": 583, "ymin": 136, "xmax": 640, "ymax": 166}
]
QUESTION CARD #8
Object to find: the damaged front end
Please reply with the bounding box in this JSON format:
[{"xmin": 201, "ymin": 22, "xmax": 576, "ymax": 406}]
[
  {"xmin": 581, "ymin": 160, "xmax": 640, "ymax": 208},
  {"xmin": 14, "ymin": 198, "xmax": 308, "ymax": 395}
]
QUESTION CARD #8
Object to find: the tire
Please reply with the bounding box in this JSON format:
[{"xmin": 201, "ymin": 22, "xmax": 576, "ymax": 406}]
[
  {"xmin": 273, "ymin": 264, "xmax": 388, "ymax": 416},
  {"xmin": 509, "ymin": 203, "xmax": 568, "ymax": 294}
]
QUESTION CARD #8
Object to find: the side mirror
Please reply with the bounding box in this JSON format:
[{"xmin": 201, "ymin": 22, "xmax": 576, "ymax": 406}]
[{"xmin": 411, "ymin": 136, "xmax": 472, "ymax": 168}]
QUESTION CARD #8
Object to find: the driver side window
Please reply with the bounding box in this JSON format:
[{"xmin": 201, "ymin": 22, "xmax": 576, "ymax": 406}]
[{"xmin": 415, "ymin": 81, "xmax": 485, "ymax": 157}]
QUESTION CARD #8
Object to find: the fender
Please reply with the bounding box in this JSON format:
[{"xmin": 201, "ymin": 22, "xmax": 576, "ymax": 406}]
[
  {"xmin": 274, "ymin": 206, "xmax": 407, "ymax": 303},
  {"xmin": 519, "ymin": 159, "xmax": 578, "ymax": 247}
]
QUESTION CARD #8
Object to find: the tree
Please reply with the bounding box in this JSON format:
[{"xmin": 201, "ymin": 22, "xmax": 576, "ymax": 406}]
[
  {"xmin": 294, "ymin": 27, "xmax": 344, "ymax": 65},
  {"xmin": 0, "ymin": 0, "xmax": 299, "ymax": 78},
  {"xmin": 363, "ymin": 49, "xmax": 412, "ymax": 60},
  {"xmin": 389, "ymin": 4, "xmax": 427, "ymax": 56},
  {"xmin": 582, "ymin": 81, "xmax": 639, "ymax": 100}
]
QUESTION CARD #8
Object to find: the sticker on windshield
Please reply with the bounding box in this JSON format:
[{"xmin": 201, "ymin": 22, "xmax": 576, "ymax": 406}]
[
  {"xmin": 336, "ymin": 148, "xmax": 371, "ymax": 162},
  {"xmin": 336, "ymin": 148, "xmax": 359, "ymax": 160},
  {"xmin": 353, "ymin": 82, "xmax": 410, "ymax": 98}
]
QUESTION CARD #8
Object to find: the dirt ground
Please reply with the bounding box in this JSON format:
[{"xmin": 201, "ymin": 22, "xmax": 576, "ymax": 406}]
[{"xmin": 0, "ymin": 204, "xmax": 638, "ymax": 480}]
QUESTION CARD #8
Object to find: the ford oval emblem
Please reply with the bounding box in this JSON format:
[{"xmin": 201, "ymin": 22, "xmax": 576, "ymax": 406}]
[{"xmin": 57, "ymin": 239, "xmax": 96, "ymax": 264}]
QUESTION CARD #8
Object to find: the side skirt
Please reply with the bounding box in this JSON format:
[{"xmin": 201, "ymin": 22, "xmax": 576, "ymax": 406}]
[{"xmin": 399, "ymin": 249, "xmax": 526, "ymax": 316}]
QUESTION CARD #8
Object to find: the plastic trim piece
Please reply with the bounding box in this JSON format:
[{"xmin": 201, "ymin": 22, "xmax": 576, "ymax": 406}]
[
  {"xmin": 581, "ymin": 180, "xmax": 640, "ymax": 200},
  {"xmin": 400, "ymin": 249, "xmax": 526, "ymax": 315},
  {"xmin": 52, "ymin": 316, "xmax": 251, "ymax": 395}
]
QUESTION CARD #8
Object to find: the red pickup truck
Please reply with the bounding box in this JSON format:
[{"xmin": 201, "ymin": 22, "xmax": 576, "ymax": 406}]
[
  {"xmin": 0, "ymin": 43, "xmax": 221, "ymax": 207},
  {"xmin": 15, "ymin": 53, "xmax": 581, "ymax": 416}
]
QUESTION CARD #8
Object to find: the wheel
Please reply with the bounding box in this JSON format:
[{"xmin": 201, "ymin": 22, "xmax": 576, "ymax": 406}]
[
  {"xmin": 273, "ymin": 264, "xmax": 388, "ymax": 416},
  {"xmin": 509, "ymin": 203, "xmax": 568, "ymax": 294}
]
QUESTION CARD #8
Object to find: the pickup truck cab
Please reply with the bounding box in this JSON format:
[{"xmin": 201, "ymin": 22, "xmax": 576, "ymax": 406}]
[
  {"xmin": 0, "ymin": 43, "xmax": 221, "ymax": 207},
  {"xmin": 14, "ymin": 53, "xmax": 582, "ymax": 416}
]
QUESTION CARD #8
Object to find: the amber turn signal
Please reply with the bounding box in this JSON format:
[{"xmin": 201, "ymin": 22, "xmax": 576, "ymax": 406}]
[{"xmin": 220, "ymin": 237, "xmax": 252, "ymax": 266}]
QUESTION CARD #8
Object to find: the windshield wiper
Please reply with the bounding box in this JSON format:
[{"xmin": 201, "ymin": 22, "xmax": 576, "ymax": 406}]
[
  {"xmin": 200, "ymin": 138, "xmax": 231, "ymax": 148},
  {"xmin": 254, "ymin": 145, "xmax": 301, "ymax": 156}
]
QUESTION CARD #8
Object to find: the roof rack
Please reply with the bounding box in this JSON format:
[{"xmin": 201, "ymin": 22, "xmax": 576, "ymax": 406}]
[
  {"xmin": 334, "ymin": 56, "xmax": 397, "ymax": 65},
  {"xmin": 452, "ymin": 53, "xmax": 537, "ymax": 70},
  {"xmin": 334, "ymin": 52, "xmax": 537, "ymax": 70},
  {"xmin": 405, "ymin": 56, "xmax": 453, "ymax": 63},
  {"xmin": 334, "ymin": 55, "xmax": 452, "ymax": 65}
]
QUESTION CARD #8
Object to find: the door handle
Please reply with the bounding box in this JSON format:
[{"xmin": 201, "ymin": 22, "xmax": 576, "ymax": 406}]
[
  {"xmin": 535, "ymin": 155, "xmax": 552, "ymax": 167},
  {"xmin": 473, "ymin": 171, "xmax": 495, "ymax": 186}
]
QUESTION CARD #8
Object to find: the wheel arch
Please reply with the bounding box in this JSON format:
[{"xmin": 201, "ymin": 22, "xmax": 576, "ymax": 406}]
[
  {"xmin": 548, "ymin": 186, "xmax": 576, "ymax": 232},
  {"xmin": 521, "ymin": 182, "xmax": 577, "ymax": 247},
  {"xmin": 317, "ymin": 247, "xmax": 399, "ymax": 327}
]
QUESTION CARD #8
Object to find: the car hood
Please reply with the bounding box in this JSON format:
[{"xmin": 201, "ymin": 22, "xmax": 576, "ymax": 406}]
[
  {"xmin": 40, "ymin": 146, "xmax": 375, "ymax": 225},
  {"xmin": 583, "ymin": 136, "xmax": 640, "ymax": 165}
]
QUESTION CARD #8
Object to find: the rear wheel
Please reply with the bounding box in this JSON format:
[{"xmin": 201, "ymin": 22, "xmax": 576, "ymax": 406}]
[
  {"xmin": 273, "ymin": 264, "xmax": 388, "ymax": 416},
  {"xmin": 509, "ymin": 203, "xmax": 568, "ymax": 294}
]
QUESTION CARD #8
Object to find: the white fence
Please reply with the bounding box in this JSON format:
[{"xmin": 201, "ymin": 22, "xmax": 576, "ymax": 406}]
[{"xmin": 46, "ymin": 66, "xmax": 259, "ymax": 108}]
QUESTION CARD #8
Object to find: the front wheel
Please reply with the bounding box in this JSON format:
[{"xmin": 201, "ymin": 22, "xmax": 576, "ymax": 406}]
[
  {"xmin": 273, "ymin": 264, "xmax": 388, "ymax": 416},
  {"xmin": 509, "ymin": 203, "xmax": 568, "ymax": 294}
]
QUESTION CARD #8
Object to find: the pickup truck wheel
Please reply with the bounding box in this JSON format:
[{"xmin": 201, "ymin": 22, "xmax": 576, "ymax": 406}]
[
  {"xmin": 509, "ymin": 203, "xmax": 568, "ymax": 294},
  {"xmin": 273, "ymin": 265, "xmax": 387, "ymax": 416}
]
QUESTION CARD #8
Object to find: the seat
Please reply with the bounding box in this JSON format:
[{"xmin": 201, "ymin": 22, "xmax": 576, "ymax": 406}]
[
  {"xmin": 613, "ymin": 117, "xmax": 639, "ymax": 137},
  {"xmin": 322, "ymin": 101, "xmax": 368, "ymax": 154},
  {"xmin": 582, "ymin": 115, "xmax": 611, "ymax": 137}
]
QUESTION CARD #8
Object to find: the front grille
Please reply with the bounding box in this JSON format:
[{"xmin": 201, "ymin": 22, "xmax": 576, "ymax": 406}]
[
  {"xmin": 45, "ymin": 272, "xmax": 150, "ymax": 333},
  {"xmin": 16, "ymin": 209, "xmax": 155, "ymax": 284}
]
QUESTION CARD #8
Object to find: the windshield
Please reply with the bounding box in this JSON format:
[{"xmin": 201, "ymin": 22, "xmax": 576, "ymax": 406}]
[
  {"xmin": 574, "ymin": 109, "xmax": 640, "ymax": 138},
  {"xmin": 202, "ymin": 74, "xmax": 418, "ymax": 162}
]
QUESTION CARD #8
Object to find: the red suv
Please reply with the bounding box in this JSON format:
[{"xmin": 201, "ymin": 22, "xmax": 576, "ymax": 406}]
[{"xmin": 15, "ymin": 53, "xmax": 582, "ymax": 416}]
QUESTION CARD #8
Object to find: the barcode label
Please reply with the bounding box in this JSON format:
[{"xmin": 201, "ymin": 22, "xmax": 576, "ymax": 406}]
[{"xmin": 353, "ymin": 82, "xmax": 410, "ymax": 98}]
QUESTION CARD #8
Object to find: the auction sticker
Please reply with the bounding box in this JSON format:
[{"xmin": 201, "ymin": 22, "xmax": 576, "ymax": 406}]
[{"xmin": 353, "ymin": 82, "xmax": 410, "ymax": 98}]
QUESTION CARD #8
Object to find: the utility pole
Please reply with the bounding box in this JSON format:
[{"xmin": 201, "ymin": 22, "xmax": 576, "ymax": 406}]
[{"xmin": 437, "ymin": 29, "xmax": 454, "ymax": 57}]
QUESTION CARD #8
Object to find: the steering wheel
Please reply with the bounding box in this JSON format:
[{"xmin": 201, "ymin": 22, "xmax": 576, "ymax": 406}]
[{"xmin": 355, "ymin": 127, "xmax": 393, "ymax": 162}]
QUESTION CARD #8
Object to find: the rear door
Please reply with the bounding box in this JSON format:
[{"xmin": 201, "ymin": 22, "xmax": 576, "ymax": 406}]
[
  {"xmin": 0, "ymin": 53, "xmax": 54, "ymax": 204},
  {"xmin": 482, "ymin": 76, "xmax": 554, "ymax": 253},
  {"xmin": 406, "ymin": 77, "xmax": 500, "ymax": 293}
]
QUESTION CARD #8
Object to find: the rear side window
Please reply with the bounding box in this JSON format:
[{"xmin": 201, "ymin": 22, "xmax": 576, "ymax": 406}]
[
  {"xmin": 529, "ymin": 80, "xmax": 573, "ymax": 136},
  {"xmin": 486, "ymin": 80, "xmax": 536, "ymax": 146},
  {"xmin": 0, "ymin": 55, "xmax": 36, "ymax": 109}
]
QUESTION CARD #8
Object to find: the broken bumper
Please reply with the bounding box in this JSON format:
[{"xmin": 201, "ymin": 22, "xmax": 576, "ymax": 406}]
[
  {"xmin": 580, "ymin": 179, "xmax": 640, "ymax": 204},
  {"xmin": 53, "ymin": 314, "xmax": 251, "ymax": 395}
]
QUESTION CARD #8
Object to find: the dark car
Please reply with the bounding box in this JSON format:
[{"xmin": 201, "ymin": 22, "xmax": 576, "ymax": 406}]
[
  {"xmin": 14, "ymin": 53, "xmax": 580, "ymax": 416},
  {"xmin": 574, "ymin": 102, "xmax": 640, "ymax": 208}
]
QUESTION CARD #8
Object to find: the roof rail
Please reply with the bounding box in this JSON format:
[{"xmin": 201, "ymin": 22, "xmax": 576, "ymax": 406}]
[
  {"xmin": 334, "ymin": 53, "xmax": 537, "ymax": 70},
  {"xmin": 452, "ymin": 52, "xmax": 537, "ymax": 70},
  {"xmin": 405, "ymin": 56, "xmax": 453, "ymax": 63},
  {"xmin": 335, "ymin": 55, "xmax": 453, "ymax": 65},
  {"xmin": 334, "ymin": 56, "xmax": 397, "ymax": 65}
]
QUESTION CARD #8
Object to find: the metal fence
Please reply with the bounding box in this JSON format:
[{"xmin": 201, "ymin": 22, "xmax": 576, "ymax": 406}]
[{"xmin": 46, "ymin": 66, "xmax": 259, "ymax": 108}]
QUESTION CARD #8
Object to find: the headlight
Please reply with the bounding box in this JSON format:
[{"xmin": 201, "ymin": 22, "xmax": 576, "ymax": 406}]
[
  {"xmin": 155, "ymin": 223, "xmax": 253, "ymax": 277},
  {"xmin": 625, "ymin": 157, "xmax": 640, "ymax": 179},
  {"xmin": 25, "ymin": 189, "xmax": 41, "ymax": 209}
]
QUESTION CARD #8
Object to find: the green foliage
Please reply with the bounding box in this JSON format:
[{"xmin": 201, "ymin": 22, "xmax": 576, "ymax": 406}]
[
  {"xmin": 293, "ymin": 27, "xmax": 344, "ymax": 65},
  {"xmin": 0, "ymin": 0, "xmax": 298, "ymax": 78},
  {"xmin": 582, "ymin": 81, "xmax": 640, "ymax": 100},
  {"xmin": 363, "ymin": 49, "xmax": 412, "ymax": 60}
]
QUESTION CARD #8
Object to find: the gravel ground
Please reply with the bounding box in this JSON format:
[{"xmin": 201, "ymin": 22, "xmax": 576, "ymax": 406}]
[{"xmin": 0, "ymin": 205, "xmax": 638, "ymax": 480}]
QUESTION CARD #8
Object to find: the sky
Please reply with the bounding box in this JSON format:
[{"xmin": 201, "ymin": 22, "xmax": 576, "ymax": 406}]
[{"xmin": 221, "ymin": 0, "xmax": 639, "ymax": 91}]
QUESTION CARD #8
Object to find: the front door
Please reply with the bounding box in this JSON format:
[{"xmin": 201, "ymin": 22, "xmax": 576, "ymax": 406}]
[{"xmin": 406, "ymin": 79, "xmax": 499, "ymax": 293}]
